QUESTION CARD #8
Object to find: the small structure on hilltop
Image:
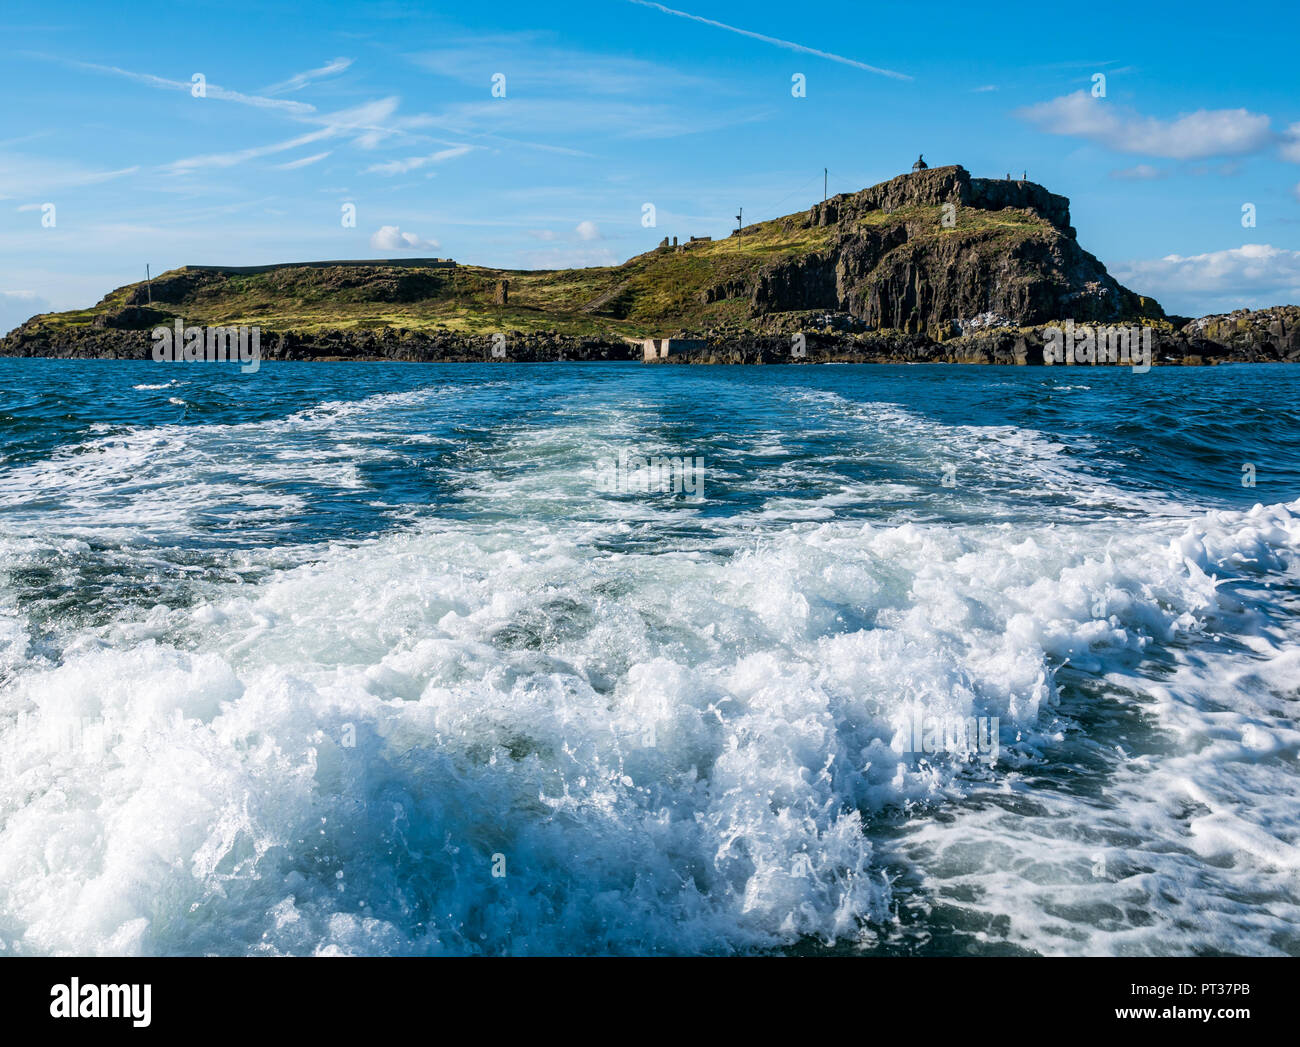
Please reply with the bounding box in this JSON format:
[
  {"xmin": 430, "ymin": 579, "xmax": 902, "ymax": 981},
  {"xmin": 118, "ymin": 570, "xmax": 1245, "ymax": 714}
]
[
  {"xmin": 912, "ymin": 154, "xmax": 928, "ymax": 172},
  {"xmin": 641, "ymin": 337, "xmax": 706, "ymax": 362}
]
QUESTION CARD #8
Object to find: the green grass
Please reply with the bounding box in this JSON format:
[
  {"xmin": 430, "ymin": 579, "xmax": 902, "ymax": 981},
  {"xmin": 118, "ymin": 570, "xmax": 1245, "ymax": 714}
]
[{"xmin": 23, "ymin": 201, "xmax": 1061, "ymax": 340}]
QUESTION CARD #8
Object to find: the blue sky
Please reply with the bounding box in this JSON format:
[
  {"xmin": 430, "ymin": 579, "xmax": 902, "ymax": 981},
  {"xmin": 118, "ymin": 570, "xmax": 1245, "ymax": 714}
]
[{"xmin": 2, "ymin": 0, "xmax": 1299, "ymax": 332}]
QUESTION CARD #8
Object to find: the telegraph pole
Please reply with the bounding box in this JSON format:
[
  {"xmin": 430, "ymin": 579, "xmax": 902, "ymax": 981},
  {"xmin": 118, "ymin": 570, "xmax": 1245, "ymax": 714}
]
[
  {"xmin": 824, "ymin": 168, "xmax": 827, "ymax": 203},
  {"xmin": 146, "ymin": 264, "xmax": 152, "ymax": 304},
  {"xmin": 735, "ymin": 207, "xmax": 743, "ymax": 241}
]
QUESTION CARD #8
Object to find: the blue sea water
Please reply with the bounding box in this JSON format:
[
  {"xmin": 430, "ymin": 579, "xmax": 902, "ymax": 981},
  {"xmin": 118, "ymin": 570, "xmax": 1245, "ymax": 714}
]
[{"xmin": 0, "ymin": 358, "xmax": 1298, "ymax": 955}]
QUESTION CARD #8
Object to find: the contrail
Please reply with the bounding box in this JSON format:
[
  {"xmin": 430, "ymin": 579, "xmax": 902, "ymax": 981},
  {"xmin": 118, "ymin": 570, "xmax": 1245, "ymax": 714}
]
[{"xmin": 626, "ymin": 0, "xmax": 912, "ymax": 80}]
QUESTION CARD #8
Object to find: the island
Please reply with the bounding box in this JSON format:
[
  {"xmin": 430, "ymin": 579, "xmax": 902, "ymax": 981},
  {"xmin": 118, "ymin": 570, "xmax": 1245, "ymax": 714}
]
[{"xmin": 3, "ymin": 164, "xmax": 1297, "ymax": 366}]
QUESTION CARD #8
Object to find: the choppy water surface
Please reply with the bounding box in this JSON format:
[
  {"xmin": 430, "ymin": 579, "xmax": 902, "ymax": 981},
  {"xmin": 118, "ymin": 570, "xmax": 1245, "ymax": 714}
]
[{"xmin": 1, "ymin": 358, "xmax": 1298, "ymax": 956}]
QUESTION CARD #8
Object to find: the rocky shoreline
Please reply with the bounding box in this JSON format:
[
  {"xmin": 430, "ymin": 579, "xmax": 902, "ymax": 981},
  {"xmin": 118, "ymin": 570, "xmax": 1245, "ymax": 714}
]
[{"xmin": 2, "ymin": 305, "xmax": 1297, "ymax": 366}]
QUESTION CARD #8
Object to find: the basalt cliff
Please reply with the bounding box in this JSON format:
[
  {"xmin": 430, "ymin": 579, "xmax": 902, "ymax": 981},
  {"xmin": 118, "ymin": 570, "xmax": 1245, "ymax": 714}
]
[{"xmin": 3, "ymin": 164, "xmax": 1297, "ymax": 365}]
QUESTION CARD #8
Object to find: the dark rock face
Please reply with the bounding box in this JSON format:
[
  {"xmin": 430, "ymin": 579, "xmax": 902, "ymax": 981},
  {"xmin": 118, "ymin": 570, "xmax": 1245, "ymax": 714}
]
[
  {"xmin": 809, "ymin": 165, "xmax": 1072, "ymax": 235},
  {"xmin": 966, "ymin": 178, "xmax": 1073, "ymax": 237},
  {"xmin": 1173, "ymin": 306, "xmax": 1300, "ymax": 362},
  {"xmin": 636, "ymin": 306, "xmax": 1299, "ymax": 366},
  {"xmin": 0, "ymin": 324, "xmax": 637, "ymax": 363},
  {"xmin": 125, "ymin": 269, "xmax": 224, "ymax": 306},
  {"xmin": 5, "ymin": 309, "xmax": 1298, "ymax": 366},
  {"xmin": 92, "ymin": 305, "xmax": 173, "ymax": 329},
  {"xmin": 748, "ymin": 253, "xmax": 838, "ymax": 314},
  {"xmin": 842, "ymin": 230, "xmax": 1152, "ymax": 333},
  {"xmin": 762, "ymin": 165, "xmax": 1155, "ymax": 331}
]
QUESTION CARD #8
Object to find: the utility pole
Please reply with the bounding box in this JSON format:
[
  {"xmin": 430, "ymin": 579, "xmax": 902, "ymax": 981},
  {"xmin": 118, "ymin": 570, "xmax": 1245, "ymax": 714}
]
[
  {"xmin": 823, "ymin": 167, "xmax": 827, "ymax": 203},
  {"xmin": 146, "ymin": 264, "xmax": 152, "ymax": 304},
  {"xmin": 735, "ymin": 207, "xmax": 743, "ymax": 241}
]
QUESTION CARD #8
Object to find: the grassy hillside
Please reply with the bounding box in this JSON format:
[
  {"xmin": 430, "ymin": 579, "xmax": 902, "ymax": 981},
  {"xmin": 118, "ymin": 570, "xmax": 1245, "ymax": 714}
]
[
  {"xmin": 13, "ymin": 165, "xmax": 1159, "ymax": 344},
  {"xmin": 29, "ymin": 213, "xmax": 843, "ymax": 340}
]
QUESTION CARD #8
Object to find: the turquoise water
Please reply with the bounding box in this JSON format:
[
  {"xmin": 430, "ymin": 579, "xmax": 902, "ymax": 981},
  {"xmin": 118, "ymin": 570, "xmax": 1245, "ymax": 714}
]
[{"xmin": 1, "ymin": 359, "xmax": 1298, "ymax": 955}]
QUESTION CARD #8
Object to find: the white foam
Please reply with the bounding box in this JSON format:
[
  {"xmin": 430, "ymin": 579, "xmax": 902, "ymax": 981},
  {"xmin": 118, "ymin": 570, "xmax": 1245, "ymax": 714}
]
[{"xmin": 1, "ymin": 383, "xmax": 1297, "ymax": 955}]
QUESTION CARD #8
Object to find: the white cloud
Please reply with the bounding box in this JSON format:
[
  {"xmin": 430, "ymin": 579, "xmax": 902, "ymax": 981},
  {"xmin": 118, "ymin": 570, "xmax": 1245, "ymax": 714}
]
[
  {"xmin": 1281, "ymin": 122, "xmax": 1300, "ymax": 163},
  {"xmin": 272, "ymin": 151, "xmax": 332, "ymax": 170},
  {"xmin": 369, "ymin": 225, "xmax": 439, "ymax": 251},
  {"xmin": 59, "ymin": 58, "xmax": 316, "ymax": 115},
  {"xmin": 526, "ymin": 229, "xmax": 558, "ymax": 241},
  {"xmin": 972, "ymin": 85, "xmax": 997, "ymax": 93},
  {"xmin": 260, "ymin": 57, "xmax": 353, "ymax": 95},
  {"xmin": 164, "ymin": 128, "xmax": 336, "ymax": 173},
  {"xmin": 161, "ymin": 97, "xmax": 413, "ymax": 174},
  {"xmin": 575, "ymin": 220, "xmax": 601, "ymax": 241},
  {"xmin": 1017, "ymin": 91, "xmax": 1273, "ymax": 159},
  {"xmin": 307, "ymin": 96, "xmax": 406, "ymax": 149},
  {"xmin": 363, "ymin": 145, "xmax": 473, "ymax": 175},
  {"xmin": 1113, "ymin": 243, "xmax": 1300, "ymax": 314}
]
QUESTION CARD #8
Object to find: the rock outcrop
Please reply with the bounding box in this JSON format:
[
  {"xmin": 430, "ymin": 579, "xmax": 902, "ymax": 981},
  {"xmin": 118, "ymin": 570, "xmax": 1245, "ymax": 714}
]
[
  {"xmin": 0, "ymin": 325, "xmax": 636, "ymax": 363},
  {"xmin": 753, "ymin": 165, "xmax": 1159, "ymax": 331}
]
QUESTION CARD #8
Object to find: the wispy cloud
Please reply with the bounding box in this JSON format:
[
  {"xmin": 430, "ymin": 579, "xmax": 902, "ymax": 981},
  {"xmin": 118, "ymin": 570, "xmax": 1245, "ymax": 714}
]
[
  {"xmin": 272, "ymin": 151, "xmax": 333, "ymax": 170},
  {"xmin": 42, "ymin": 56, "xmax": 317, "ymax": 114},
  {"xmin": 163, "ymin": 129, "xmax": 336, "ymax": 173},
  {"xmin": 301, "ymin": 96, "xmax": 410, "ymax": 149},
  {"xmin": 260, "ymin": 57, "xmax": 353, "ymax": 95},
  {"xmin": 0, "ymin": 155, "xmax": 139, "ymax": 197},
  {"xmin": 408, "ymin": 35, "xmax": 715, "ymax": 95},
  {"xmin": 364, "ymin": 145, "xmax": 474, "ymax": 175},
  {"xmin": 1110, "ymin": 163, "xmax": 1166, "ymax": 180},
  {"xmin": 158, "ymin": 96, "xmax": 470, "ymax": 174},
  {"xmin": 426, "ymin": 98, "xmax": 767, "ymax": 141},
  {"xmin": 625, "ymin": 0, "xmax": 912, "ymax": 80}
]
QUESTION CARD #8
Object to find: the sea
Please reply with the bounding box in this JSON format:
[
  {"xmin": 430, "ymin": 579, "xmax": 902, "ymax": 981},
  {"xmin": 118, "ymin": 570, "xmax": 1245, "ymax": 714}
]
[{"xmin": 1, "ymin": 357, "xmax": 1297, "ymax": 956}]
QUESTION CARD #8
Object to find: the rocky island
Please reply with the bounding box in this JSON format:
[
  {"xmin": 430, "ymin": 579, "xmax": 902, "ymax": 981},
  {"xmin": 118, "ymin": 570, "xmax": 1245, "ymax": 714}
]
[{"xmin": 3, "ymin": 164, "xmax": 1297, "ymax": 366}]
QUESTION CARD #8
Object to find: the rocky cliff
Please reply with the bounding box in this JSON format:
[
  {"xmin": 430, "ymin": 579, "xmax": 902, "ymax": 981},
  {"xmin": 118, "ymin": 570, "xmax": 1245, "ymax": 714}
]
[{"xmin": 746, "ymin": 165, "xmax": 1160, "ymax": 335}]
